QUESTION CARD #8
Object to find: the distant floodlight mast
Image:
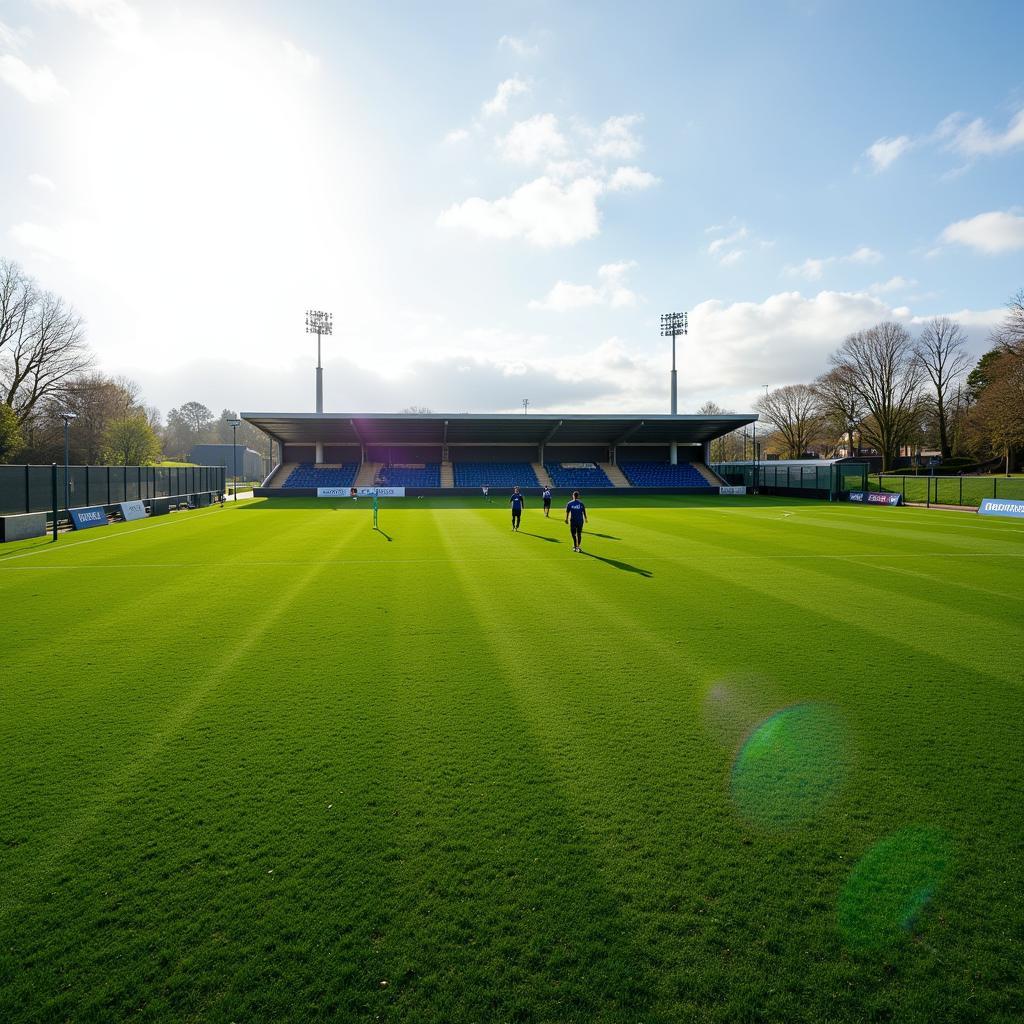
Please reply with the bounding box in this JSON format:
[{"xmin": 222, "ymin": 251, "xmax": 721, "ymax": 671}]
[
  {"xmin": 227, "ymin": 418, "xmax": 242, "ymax": 502},
  {"xmin": 306, "ymin": 310, "xmax": 333, "ymax": 414},
  {"xmin": 660, "ymin": 312, "xmax": 688, "ymax": 416}
]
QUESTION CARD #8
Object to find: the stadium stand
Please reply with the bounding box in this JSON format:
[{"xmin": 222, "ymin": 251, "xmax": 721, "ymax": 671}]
[
  {"xmin": 282, "ymin": 463, "xmax": 359, "ymax": 488},
  {"xmin": 620, "ymin": 462, "xmax": 707, "ymax": 487},
  {"xmin": 544, "ymin": 462, "xmax": 614, "ymax": 488},
  {"xmin": 454, "ymin": 462, "xmax": 540, "ymax": 488},
  {"xmin": 377, "ymin": 463, "xmax": 441, "ymax": 487}
]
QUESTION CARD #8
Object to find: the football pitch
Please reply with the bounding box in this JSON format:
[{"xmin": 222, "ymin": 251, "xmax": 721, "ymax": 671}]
[{"xmin": 2, "ymin": 495, "xmax": 1022, "ymax": 1023}]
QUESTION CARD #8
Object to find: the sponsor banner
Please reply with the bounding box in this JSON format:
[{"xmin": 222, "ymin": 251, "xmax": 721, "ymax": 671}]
[
  {"xmin": 978, "ymin": 497, "xmax": 1024, "ymax": 519},
  {"xmin": 316, "ymin": 486, "xmax": 406, "ymax": 498},
  {"xmin": 849, "ymin": 490, "xmax": 903, "ymax": 506},
  {"xmin": 719, "ymin": 486, "xmax": 747, "ymax": 496},
  {"xmin": 120, "ymin": 500, "xmax": 147, "ymax": 521},
  {"xmin": 69, "ymin": 506, "xmax": 109, "ymax": 530}
]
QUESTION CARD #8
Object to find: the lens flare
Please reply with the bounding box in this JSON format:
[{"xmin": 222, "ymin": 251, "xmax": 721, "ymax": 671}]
[
  {"xmin": 731, "ymin": 703, "xmax": 845, "ymax": 827},
  {"xmin": 839, "ymin": 827, "xmax": 951, "ymax": 951}
]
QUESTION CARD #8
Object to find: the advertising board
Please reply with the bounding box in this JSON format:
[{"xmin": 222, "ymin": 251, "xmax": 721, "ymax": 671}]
[
  {"xmin": 119, "ymin": 500, "xmax": 147, "ymax": 521},
  {"xmin": 849, "ymin": 490, "xmax": 902, "ymax": 506},
  {"xmin": 978, "ymin": 497, "xmax": 1024, "ymax": 518},
  {"xmin": 69, "ymin": 506, "xmax": 109, "ymax": 530}
]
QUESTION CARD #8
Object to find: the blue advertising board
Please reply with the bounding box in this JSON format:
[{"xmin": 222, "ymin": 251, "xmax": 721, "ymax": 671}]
[
  {"xmin": 69, "ymin": 506, "xmax": 109, "ymax": 530},
  {"xmin": 978, "ymin": 497, "xmax": 1024, "ymax": 519},
  {"xmin": 849, "ymin": 490, "xmax": 903, "ymax": 506}
]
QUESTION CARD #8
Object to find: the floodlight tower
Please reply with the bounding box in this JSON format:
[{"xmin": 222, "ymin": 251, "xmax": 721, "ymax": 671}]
[
  {"xmin": 306, "ymin": 310, "xmax": 332, "ymax": 464},
  {"xmin": 306, "ymin": 309, "xmax": 332, "ymax": 413},
  {"xmin": 661, "ymin": 311, "xmax": 687, "ymax": 465}
]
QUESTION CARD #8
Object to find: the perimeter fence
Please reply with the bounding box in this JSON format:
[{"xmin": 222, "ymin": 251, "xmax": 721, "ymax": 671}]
[
  {"xmin": 0, "ymin": 464, "xmax": 226, "ymax": 516},
  {"xmin": 711, "ymin": 462, "xmax": 870, "ymax": 496},
  {"xmin": 870, "ymin": 474, "xmax": 1024, "ymax": 507}
]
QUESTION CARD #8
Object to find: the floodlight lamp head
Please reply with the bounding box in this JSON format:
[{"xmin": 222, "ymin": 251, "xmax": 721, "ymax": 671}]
[
  {"xmin": 60, "ymin": 411, "xmax": 78, "ymax": 422},
  {"xmin": 227, "ymin": 418, "xmax": 242, "ymax": 427},
  {"xmin": 660, "ymin": 311, "xmax": 688, "ymax": 337},
  {"xmin": 306, "ymin": 309, "xmax": 333, "ymax": 335}
]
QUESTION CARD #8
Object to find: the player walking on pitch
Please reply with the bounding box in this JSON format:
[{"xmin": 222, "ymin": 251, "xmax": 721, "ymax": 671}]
[
  {"xmin": 542, "ymin": 486, "xmax": 552, "ymax": 516},
  {"xmin": 565, "ymin": 490, "xmax": 588, "ymax": 552},
  {"xmin": 509, "ymin": 486, "xmax": 525, "ymax": 531}
]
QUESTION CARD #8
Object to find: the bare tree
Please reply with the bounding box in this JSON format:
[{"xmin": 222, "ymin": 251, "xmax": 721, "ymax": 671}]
[
  {"xmin": 829, "ymin": 322, "xmax": 924, "ymax": 471},
  {"xmin": 754, "ymin": 384, "xmax": 823, "ymax": 459},
  {"xmin": 812, "ymin": 366, "xmax": 866, "ymax": 458},
  {"xmin": 913, "ymin": 317, "xmax": 970, "ymax": 459},
  {"xmin": 0, "ymin": 262, "xmax": 92, "ymax": 424}
]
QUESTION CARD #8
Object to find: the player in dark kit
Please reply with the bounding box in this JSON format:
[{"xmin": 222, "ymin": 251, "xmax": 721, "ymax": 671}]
[
  {"xmin": 542, "ymin": 486, "xmax": 552, "ymax": 516},
  {"xmin": 564, "ymin": 490, "xmax": 588, "ymax": 551},
  {"xmin": 509, "ymin": 486, "xmax": 525, "ymax": 530}
]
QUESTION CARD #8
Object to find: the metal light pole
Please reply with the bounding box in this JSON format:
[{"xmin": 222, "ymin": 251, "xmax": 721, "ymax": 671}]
[
  {"xmin": 305, "ymin": 310, "xmax": 333, "ymax": 414},
  {"xmin": 61, "ymin": 411, "xmax": 77, "ymax": 526},
  {"xmin": 522, "ymin": 398, "xmax": 530, "ymax": 415},
  {"xmin": 228, "ymin": 418, "xmax": 241, "ymax": 501},
  {"xmin": 660, "ymin": 312, "xmax": 688, "ymax": 416}
]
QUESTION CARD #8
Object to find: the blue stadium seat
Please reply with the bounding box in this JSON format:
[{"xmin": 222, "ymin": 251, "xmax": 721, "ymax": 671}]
[
  {"xmin": 377, "ymin": 464, "xmax": 441, "ymax": 487},
  {"xmin": 454, "ymin": 462, "xmax": 539, "ymax": 488},
  {"xmin": 282, "ymin": 463, "xmax": 359, "ymax": 488},
  {"xmin": 544, "ymin": 463, "xmax": 613, "ymax": 488},
  {"xmin": 620, "ymin": 462, "xmax": 708, "ymax": 487}
]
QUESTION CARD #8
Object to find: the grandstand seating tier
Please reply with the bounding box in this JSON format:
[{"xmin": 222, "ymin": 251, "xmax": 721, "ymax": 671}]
[
  {"xmin": 544, "ymin": 463, "xmax": 614, "ymax": 488},
  {"xmin": 454, "ymin": 462, "xmax": 540, "ymax": 489},
  {"xmin": 620, "ymin": 462, "xmax": 709, "ymax": 488},
  {"xmin": 376, "ymin": 464, "xmax": 441, "ymax": 488},
  {"xmin": 282, "ymin": 463, "xmax": 359, "ymax": 488}
]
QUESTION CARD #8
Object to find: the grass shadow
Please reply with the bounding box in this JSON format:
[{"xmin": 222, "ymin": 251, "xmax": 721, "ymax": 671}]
[
  {"xmin": 0, "ymin": 537, "xmax": 56, "ymax": 560},
  {"xmin": 373, "ymin": 527, "xmax": 393, "ymax": 542},
  {"xmin": 579, "ymin": 550, "xmax": 653, "ymax": 577},
  {"xmin": 519, "ymin": 532, "xmax": 559, "ymax": 543},
  {"xmin": 587, "ymin": 532, "xmax": 620, "ymax": 540}
]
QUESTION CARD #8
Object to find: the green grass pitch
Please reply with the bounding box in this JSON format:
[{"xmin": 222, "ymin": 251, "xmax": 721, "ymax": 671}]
[{"xmin": 2, "ymin": 495, "xmax": 1023, "ymax": 1022}]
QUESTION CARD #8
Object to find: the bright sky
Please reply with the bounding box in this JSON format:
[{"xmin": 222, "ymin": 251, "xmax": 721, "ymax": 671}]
[{"xmin": 2, "ymin": 0, "xmax": 1022, "ymax": 416}]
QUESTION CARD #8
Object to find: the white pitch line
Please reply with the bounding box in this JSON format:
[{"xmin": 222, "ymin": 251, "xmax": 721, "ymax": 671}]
[
  {"xmin": 0, "ymin": 506, "xmax": 230, "ymax": 563},
  {"xmin": 2, "ymin": 551, "xmax": 1023, "ymax": 572}
]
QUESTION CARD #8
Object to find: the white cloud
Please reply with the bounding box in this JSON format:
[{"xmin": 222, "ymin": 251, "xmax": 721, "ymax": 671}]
[
  {"xmin": 592, "ymin": 114, "xmax": 644, "ymax": 159},
  {"xmin": 788, "ymin": 257, "xmax": 826, "ymax": 280},
  {"xmin": 940, "ymin": 210, "xmax": 1024, "ymax": 254},
  {"xmin": 27, "ymin": 172, "xmax": 57, "ymax": 191},
  {"xmin": 938, "ymin": 108, "xmax": 1024, "ymax": 157},
  {"xmin": 530, "ymin": 261, "xmax": 638, "ymax": 311},
  {"xmin": 785, "ymin": 246, "xmax": 883, "ymax": 279},
  {"xmin": 847, "ymin": 245, "xmax": 882, "ymax": 264},
  {"xmin": 444, "ymin": 127, "xmax": 470, "ymax": 144},
  {"xmin": 0, "ymin": 19, "xmax": 31, "ymax": 50},
  {"xmin": 497, "ymin": 113, "xmax": 568, "ymax": 164},
  {"xmin": 606, "ymin": 165, "xmax": 659, "ymax": 191},
  {"xmin": 281, "ymin": 40, "xmax": 319, "ymax": 78},
  {"xmin": 438, "ymin": 175, "xmax": 603, "ymax": 246},
  {"xmin": 869, "ymin": 276, "xmax": 915, "ymax": 295},
  {"xmin": 0, "ymin": 54, "xmax": 65, "ymax": 102},
  {"xmin": 482, "ymin": 76, "xmax": 529, "ymax": 117},
  {"xmin": 706, "ymin": 223, "xmax": 750, "ymax": 266},
  {"xmin": 35, "ymin": 0, "xmax": 140, "ymax": 38},
  {"xmin": 865, "ymin": 135, "xmax": 911, "ymax": 171},
  {"xmin": 498, "ymin": 35, "xmax": 539, "ymax": 58}
]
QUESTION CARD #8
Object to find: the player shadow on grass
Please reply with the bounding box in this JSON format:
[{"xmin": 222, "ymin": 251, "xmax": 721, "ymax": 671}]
[
  {"xmin": 579, "ymin": 550, "xmax": 653, "ymax": 577},
  {"xmin": 373, "ymin": 527, "xmax": 393, "ymax": 542},
  {"xmin": 519, "ymin": 532, "xmax": 559, "ymax": 543},
  {"xmin": 587, "ymin": 532, "xmax": 619, "ymax": 540}
]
